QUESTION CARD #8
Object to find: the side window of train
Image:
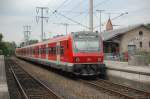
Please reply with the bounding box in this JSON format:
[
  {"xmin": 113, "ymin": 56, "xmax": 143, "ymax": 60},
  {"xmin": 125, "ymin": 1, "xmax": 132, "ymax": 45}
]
[
  {"xmin": 48, "ymin": 47, "xmax": 51, "ymax": 54},
  {"xmin": 37, "ymin": 48, "xmax": 39, "ymax": 54},
  {"xmin": 60, "ymin": 46, "xmax": 64, "ymax": 56},
  {"xmin": 54, "ymin": 47, "xmax": 56, "ymax": 55},
  {"xmin": 42, "ymin": 48, "xmax": 44, "ymax": 54},
  {"xmin": 41, "ymin": 48, "xmax": 42, "ymax": 54},
  {"xmin": 51, "ymin": 47, "xmax": 54, "ymax": 55},
  {"xmin": 43, "ymin": 48, "xmax": 45, "ymax": 54},
  {"xmin": 40, "ymin": 48, "xmax": 42, "ymax": 54},
  {"xmin": 44, "ymin": 48, "xmax": 46, "ymax": 54}
]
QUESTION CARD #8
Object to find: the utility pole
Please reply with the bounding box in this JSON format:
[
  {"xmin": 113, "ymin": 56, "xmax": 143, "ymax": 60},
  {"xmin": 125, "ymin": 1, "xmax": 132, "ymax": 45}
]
[
  {"xmin": 23, "ymin": 25, "xmax": 31, "ymax": 46},
  {"xmin": 36, "ymin": 7, "xmax": 49, "ymax": 41},
  {"xmin": 96, "ymin": 10, "xmax": 105, "ymax": 33},
  {"xmin": 89, "ymin": 0, "xmax": 93, "ymax": 32},
  {"xmin": 64, "ymin": 23, "xmax": 69, "ymax": 35},
  {"xmin": 53, "ymin": 23, "xmax": 77, "ymax": 35}
]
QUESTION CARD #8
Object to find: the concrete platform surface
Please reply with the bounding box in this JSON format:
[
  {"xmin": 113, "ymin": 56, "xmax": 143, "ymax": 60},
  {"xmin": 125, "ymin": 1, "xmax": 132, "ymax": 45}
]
[
  {"xmin": 0, "ymin": 55, "xmax": 10, "ymax": 99},
  {"xmin": 105, "ymin": 60, "xmax": 150, "ymax": 91},
  {"xmin": 105, "ymin": 60, "xmax": 150, "ymax": 75}
]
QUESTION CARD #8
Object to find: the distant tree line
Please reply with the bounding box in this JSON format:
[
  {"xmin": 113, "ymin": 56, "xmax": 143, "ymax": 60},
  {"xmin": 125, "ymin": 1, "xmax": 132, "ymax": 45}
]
[
  {"xmin": 19, "ymin": 40, "xmax": 38, "ymax": 47},
  {"xmin": 146, "ymin": 23, "xmax": 150, "ymax": 28},
  {"xmin": 0, "ymin": 33, "xmax": 16, "ymax": 56}
]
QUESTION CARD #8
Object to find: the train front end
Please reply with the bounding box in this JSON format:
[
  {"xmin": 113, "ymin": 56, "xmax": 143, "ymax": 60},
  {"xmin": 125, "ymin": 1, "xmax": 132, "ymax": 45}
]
[{"xmin": 71, "ymin": 31, "xmax": 106, "ymax": 76}]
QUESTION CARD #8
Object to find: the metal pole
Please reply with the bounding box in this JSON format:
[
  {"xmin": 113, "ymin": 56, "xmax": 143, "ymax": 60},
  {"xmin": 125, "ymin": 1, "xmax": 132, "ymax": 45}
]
[
  {"xmin": 89, "ymin": 0, "xmax": 93, "ymax": 32},
  {"xmin": 65, "ymin": 24, "xmax": 68, "ymax": 35},
  {"xmin": 96, "ymin": 10, "xmax": 104, "ymax": 33},
  {"xmin": 23, "ymin": 26, "xmax": 31, "ymax": 46},
  {"xmin": 41, "ymin": 8, "xmax": 43, "ymax": 41},
  {"xmin": 100, "ymin": 11, "xmax": 102, "ymax": 33},
  {"xmin": 36, "ymin": 7, "xmax": 49, "ymax": 41}
]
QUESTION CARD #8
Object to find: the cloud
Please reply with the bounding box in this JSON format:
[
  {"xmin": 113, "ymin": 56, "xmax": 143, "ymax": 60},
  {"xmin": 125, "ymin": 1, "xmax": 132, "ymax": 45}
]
[{"xmin": 0, "ymin": 0, "xmax": 150, "ymax": 44}]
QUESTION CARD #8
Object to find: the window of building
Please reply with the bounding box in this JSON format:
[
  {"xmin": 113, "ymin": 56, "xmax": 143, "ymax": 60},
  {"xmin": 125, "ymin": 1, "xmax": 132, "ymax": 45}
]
[
  {"xmin": 139, "ymin": 31, "xmax": 143, "ymax": 36},
  {"xmin": 140, "ymin": 42, "xmax": 142, "ymax": 48}
]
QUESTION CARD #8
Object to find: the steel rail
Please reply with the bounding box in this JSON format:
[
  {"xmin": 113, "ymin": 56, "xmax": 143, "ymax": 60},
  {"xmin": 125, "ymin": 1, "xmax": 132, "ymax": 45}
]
[
  {"xmin": 96, "ymin": 79, "xmax": 150, "ymax": 98},
  {"xmin": 97, "ymin": 79, "xmax": 150, "ymax": 95},
  {"xmin": 9, "ymin": 59, "xmax": 63, "ymax": 99},
  {"xmin": 10, "ymin": 65, "xmax": 29, "ymax": 99},
  {"xmin": 80, "ymin": 79, "xmax": 137, "ymax": 99}
]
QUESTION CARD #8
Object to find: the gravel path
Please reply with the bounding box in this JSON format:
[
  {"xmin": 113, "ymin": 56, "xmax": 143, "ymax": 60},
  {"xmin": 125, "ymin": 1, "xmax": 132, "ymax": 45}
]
[{"xmin": 13, "ymin": 57, "xmax": 118, "ymax": 99}]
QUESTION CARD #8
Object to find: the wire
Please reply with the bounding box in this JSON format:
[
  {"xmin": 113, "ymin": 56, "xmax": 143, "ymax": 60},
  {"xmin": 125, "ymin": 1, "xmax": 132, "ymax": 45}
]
[
  {"xmin": 55, "ymin": 11, "xmax": 89, "ymax": 29},
  {"xmin": 93, "ymin": 13, "xmax": 127, "ymax": 30},
  {"xmin": 94, "ymin": 0, "xmax": 109, "ymax": 9},
  {"xmin": 55, "ymin": 0, "xmax": 70, "ymax": 11},
  {"xmin": 68, "ymin": 0, "xmax": 84, "ymax": 12}
]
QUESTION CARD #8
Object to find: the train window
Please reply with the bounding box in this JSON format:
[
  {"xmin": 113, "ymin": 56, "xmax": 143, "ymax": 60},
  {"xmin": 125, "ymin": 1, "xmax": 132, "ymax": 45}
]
[
  {"xmin": 51, "ymin": 47, "xmax": 53, "ymax": 55},
  {"xmin": 40, "ymin": 48, "xmax": 42, "ymax": 54},
  {"xmin": 60, "ymin": 46, "xmax": 64, "ymax": 56},
  {"xmin": 45, "ymin": 48, "xmax": 47, "ymax": 54},
  {"xmin": 42, "ymin": 48, "xmax": 44, "ymax": 54},
  {"xmin": 48, "ymin": 48, "xmax": 51, "ymax": 54},
  {"xmin": 37, "ymin": 49, "xmax": 39, "ymax": 54},
  {"xmin": 42, "ymin": 48, "xmax": 45, "ymax": 54},
  {"xmin": 44, "ymin": 48, "xmax": 46, "ymax": 54},
  {"xmin": 53, "ymin": 47, "xmax": 56, "ymax": 55}
]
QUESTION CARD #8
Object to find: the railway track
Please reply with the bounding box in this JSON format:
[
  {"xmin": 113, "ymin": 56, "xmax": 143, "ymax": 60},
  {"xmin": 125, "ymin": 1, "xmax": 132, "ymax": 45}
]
[
  {"xmin": 80, "ymin": 79, "xmax": 150, "ymax": 99},
  {"xmin": 6, "ymin": 58, "xmax": 63, "ymax": 99}
]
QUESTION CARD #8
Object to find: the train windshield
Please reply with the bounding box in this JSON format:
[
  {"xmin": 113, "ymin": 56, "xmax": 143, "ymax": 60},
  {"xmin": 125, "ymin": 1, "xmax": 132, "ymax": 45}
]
[{"xmin": 74, "ymin": 39, "xmax": 100, "ymax": 52}]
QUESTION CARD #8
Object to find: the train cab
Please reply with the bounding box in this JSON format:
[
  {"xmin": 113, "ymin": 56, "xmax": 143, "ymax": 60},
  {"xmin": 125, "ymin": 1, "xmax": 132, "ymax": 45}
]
[{"xmin": 70, "ymin": 31, "xmax": 105, "ymax": 76}]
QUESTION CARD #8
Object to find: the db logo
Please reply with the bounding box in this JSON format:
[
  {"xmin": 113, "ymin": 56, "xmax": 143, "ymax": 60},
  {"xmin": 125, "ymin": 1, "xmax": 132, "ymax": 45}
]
[{"xmin": 87, "ymin": 58, "xmax": 91, "ymax": 61}]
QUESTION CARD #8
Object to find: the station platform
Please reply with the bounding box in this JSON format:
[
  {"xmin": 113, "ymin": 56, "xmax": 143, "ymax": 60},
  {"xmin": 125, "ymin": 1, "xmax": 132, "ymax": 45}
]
[
  {"xmin": 104, "ymin": 60, "xmax": 150, "ymax": 91},
  {"xmin": 105, "ymin": 60, "xmax": 150, "ymax": 75},
  {"xmin": 0, "ymin": 55, "xmax": 10, "ymax": 99}
]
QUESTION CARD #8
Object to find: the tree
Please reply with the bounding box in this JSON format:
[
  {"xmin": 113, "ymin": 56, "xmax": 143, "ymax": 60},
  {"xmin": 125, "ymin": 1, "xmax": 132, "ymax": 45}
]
[
  {"xmin": 0, "ymin": 42, "xmax": 16, "ymax": 56},
  {"xmin": 0, "ymin": 33, "xmax": 16, "ymax": 56},
  {"xmin": 0, "ymin": 33, "xmax": 3, "ymax": 42},
  {"xmin": 146, "ymin": 23, "xmax": 150, "ymax": 28},
  {"xmin": 28, "ymin": 39, "xmax": 38, "ymax": 45},
  {"xmin": 20, "ymin": 39, "xmax": 38, "ymax": 47}
]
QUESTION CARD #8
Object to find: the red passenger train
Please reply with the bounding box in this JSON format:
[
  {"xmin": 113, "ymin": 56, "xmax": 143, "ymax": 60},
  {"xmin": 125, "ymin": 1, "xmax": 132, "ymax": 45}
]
[{"xmin": 15, "ymin": 31, "xmax": 106, "ymax": 76}]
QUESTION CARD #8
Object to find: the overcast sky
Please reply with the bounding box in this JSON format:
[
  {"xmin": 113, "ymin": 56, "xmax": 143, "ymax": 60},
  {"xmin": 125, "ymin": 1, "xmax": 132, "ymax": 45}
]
[{"xmin": 0, "ymin": 0, "xmax": 150, "ymax": 44}]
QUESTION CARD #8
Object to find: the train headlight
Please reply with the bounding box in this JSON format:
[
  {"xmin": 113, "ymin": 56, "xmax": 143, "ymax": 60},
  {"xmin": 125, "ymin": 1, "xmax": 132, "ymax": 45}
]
[{"xmin": 75, "ymin": 57, "xmax": 80, "ymax": 62}]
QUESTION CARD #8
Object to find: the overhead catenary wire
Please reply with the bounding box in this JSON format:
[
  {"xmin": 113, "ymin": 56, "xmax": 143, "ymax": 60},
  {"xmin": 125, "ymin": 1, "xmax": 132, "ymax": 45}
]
[
  {"xmin": 94, "ymin": 0, "xmax": 110, "ymax": 9},
  {"xmin": 54, "ymin": 0, "xmax": 70, "ymax": 12},
  {"xmin": 58, "ymin": 0, "xmax": 109, "ymax": 25},
  {"xmin": 50, "ymin": 0, "xmax": 110, "ymax": 32},
  {"xmin": 54, "ymin": 11, "xmax": 89, "ymax": 29}
]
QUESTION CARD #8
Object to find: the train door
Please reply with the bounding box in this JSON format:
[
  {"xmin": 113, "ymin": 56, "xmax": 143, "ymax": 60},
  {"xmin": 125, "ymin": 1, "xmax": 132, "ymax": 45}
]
[{"xmin": 56, "ymin": 42, "xmax": 60, "ymax": 64}]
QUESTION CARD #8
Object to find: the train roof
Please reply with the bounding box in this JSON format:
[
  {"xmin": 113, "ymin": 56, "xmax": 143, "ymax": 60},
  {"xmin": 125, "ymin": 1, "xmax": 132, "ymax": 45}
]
[
  {"xmin": 19, "ymin": 34, "xmax": 70, "ymax": 49},
  {"xmin": 16, "ymin": 31, "xmax": 99, "ymax": 49}
]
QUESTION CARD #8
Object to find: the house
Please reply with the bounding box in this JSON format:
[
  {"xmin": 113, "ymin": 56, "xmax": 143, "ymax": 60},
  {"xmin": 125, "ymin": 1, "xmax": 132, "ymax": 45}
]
[{"xmin": 101, "ymin": 24, "xmax": 150, "ymax": 54}]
